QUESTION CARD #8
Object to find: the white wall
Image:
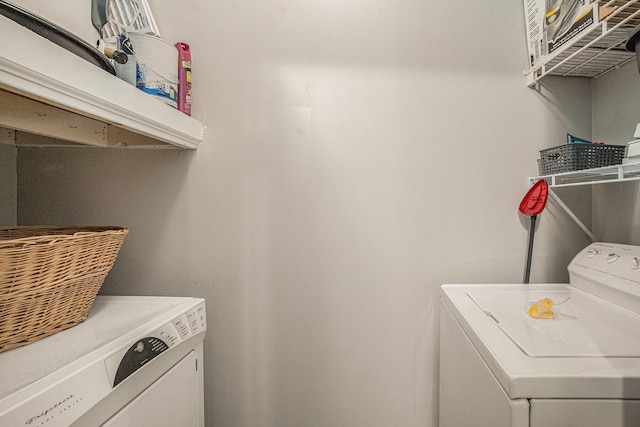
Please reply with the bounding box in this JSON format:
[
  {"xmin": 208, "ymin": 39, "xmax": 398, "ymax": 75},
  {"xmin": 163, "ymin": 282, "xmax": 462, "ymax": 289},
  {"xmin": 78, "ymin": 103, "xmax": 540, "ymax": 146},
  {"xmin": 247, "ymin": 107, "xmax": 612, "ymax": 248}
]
[
  {"xmin": 592, "ymin": 62, "xmax": 640, "ymax": 245},
  {"xmin": 16, "ymin": 1, "xmax": 593, "ymax": 426}
]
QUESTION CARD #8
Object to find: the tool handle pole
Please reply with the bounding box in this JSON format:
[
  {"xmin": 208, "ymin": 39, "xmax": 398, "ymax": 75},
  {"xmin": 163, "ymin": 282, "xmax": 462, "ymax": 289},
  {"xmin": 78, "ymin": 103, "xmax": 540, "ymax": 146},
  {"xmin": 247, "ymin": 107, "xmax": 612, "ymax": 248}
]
[{"xmin": 523, "ymin": 215, "xmax": 537, "ymax": 284}]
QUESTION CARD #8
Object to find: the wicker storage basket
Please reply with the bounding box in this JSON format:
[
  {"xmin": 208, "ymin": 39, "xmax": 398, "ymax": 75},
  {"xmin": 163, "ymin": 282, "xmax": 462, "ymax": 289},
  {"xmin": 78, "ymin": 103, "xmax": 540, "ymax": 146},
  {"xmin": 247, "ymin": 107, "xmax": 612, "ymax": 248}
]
[
  {"xmin": 0, "ymin": 226, "xmax": 128, "ymax": 352},
  {"xmin": 538, "ymin": 143, "xmax": 625, "ymax": 175}
]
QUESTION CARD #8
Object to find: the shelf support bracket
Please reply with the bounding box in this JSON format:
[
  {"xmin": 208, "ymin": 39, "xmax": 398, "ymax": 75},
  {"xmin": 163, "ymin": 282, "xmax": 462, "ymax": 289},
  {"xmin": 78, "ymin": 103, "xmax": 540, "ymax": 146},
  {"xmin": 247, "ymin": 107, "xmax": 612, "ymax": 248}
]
[{"xmin": 548, "ymin": 189, "xmax": 597, "ymax": 242}]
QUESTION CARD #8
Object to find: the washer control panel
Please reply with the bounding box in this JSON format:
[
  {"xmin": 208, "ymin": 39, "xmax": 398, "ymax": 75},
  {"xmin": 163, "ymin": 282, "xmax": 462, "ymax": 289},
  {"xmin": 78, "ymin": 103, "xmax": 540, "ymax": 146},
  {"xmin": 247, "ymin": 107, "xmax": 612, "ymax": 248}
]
[
  {"xmin": 104, "ymin": 302, "xmax": 206, "ymax": 387},
  {"xmin": 569, "ymin": 242, "xmax": 640, "ymax": 313},
  {"xmin": 571, "ymin": 242, "xmax": 640, "ymax": 282}
]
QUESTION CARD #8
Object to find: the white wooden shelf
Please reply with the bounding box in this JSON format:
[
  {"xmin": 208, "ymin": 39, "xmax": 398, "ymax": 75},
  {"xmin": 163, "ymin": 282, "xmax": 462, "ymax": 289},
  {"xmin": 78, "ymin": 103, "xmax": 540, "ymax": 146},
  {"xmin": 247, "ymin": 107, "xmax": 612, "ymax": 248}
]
[
  {"xmin": 525, "ymin": 1, "xmax": 640, "ymax": 87},
  {"xmin": 0, "ymin": 13, "xmax": 203, "ymax": 149}
]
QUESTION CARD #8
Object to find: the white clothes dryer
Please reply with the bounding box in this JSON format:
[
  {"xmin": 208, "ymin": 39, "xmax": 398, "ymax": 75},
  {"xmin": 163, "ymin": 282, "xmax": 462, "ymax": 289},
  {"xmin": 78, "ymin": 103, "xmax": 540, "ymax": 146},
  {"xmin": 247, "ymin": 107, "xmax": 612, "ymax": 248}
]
[
  {"xmin": 440, "ymin": 242, "xmax": 640, "ymax": 427},
  {"xmin": 0, "ymin": 296, "xmax": 206, "ymax": 427}
]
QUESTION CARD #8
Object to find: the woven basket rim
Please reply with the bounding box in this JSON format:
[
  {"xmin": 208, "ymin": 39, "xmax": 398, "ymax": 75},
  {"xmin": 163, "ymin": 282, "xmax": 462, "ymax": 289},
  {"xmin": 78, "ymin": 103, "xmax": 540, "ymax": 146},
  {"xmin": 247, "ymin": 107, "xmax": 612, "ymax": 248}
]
[
  {"xmin": 0, "ymin": 225, "xmax": 127, "ymax": 231},
  {"xmin": 0, "ymin": 226, "xmax": 128, "ymax": 248}
]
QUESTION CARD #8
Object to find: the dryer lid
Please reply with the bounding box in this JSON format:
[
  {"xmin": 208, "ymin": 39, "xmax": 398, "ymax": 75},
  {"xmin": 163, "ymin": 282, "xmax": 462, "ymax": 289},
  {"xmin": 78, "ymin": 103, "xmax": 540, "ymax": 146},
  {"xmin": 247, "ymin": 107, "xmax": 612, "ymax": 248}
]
[{"xmin": 468, "ymin": 289, "xmax": 640, "ymax": 357}]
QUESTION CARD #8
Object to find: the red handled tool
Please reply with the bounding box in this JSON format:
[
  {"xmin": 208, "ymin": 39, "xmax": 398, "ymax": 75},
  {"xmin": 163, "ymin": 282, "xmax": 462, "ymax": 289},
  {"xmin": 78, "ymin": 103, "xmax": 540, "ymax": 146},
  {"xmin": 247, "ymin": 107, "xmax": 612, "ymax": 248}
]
[{"xmin": 519, "ymin": 179, "xmax": 549, "ymax": 284}]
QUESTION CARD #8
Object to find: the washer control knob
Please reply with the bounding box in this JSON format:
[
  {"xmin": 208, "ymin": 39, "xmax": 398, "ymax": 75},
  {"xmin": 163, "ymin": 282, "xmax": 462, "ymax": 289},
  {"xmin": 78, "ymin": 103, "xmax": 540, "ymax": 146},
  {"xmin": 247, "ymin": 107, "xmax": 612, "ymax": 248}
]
[
  {"xmin": 586, "ymin": 249, "xmax": 599, "ymax": 258},
  {"xmin": 606, "ymin": 253, "xmax": 620, "ymax": 263},
  {"xmin": 632, "ymin": 257, "xmax": 640, "ymax": 270}
]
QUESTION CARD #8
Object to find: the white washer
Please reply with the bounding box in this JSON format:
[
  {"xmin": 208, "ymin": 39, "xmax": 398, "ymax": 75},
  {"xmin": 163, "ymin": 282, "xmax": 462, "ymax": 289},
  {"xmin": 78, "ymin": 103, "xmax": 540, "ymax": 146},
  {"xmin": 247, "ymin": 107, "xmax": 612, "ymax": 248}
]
[
  {"xmin": 440, "ymin": 242, "xmax": 640, "ymax": 427},
  {"xmin": 0, "ymin": 296, "xmax": 207, "ymax": 427}
]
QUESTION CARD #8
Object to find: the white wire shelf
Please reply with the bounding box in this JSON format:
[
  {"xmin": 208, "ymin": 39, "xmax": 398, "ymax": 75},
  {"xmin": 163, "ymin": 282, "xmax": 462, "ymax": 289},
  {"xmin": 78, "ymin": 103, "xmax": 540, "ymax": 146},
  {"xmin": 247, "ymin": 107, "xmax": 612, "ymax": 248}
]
[
  {"xmin": 525, "ymin": 1, "xmax": 640, "ymax": 86},
  {"xmin": 530, "ymin": 160, "xmax": 640, "ymax": 187}
]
